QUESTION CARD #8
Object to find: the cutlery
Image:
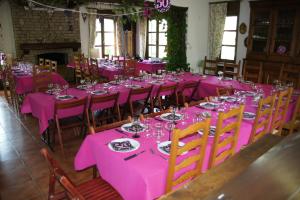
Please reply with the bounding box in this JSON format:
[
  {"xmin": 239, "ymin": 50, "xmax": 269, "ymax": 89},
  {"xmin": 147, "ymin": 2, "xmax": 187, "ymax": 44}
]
[
  {"xmin": 124, "ymin": 150, "xmax": 146, "ymax": 161},
  {"xmin": 150, "ymin": 148, "xmax": 167, "ymax": 160},
  {"xmin": 115, "ymin": 129, "xmax": 129, "ymax": 136}
]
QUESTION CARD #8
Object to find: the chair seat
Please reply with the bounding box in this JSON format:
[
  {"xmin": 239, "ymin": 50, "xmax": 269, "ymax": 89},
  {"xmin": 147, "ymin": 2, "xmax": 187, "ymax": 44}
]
[{"xmin": 76, "ymin": 178, "xmax": 123, "ymax": 200}]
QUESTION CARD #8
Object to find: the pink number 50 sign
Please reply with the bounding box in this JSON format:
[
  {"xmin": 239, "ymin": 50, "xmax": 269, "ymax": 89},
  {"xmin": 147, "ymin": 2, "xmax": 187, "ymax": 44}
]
[{"xmin": 155, "ymin": 0, "xmax": 171, "ymax": 12}]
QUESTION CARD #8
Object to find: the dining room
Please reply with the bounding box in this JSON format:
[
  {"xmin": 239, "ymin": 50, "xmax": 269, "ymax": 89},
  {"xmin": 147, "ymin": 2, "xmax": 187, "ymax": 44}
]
[{"xmin": 0, "ymin": 0, "xmax": 300, "ymax": 200}]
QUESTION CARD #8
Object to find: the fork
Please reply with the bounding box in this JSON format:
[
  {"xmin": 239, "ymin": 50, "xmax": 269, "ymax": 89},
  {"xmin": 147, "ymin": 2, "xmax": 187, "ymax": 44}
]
[{"xmin": 150, "ymin": 148, "xmax": 167, "ymax": 160}]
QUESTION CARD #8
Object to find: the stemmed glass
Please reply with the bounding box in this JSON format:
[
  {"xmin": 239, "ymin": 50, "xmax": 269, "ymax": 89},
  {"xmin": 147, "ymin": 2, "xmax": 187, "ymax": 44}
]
[
  {"xmin": 132, "ymin": 116, "xmax": 141, "ymax": 138},
  {"xmin": 144, "ymin": 117, "xmax": 152, "ymax": 138},
  {"xmin": 154, "ymin": 122, "xmax": 163, "ymax": 144},
  {"xmin": 165, "ymin": 122, "xmax": 175, "ymax": 141},
  {"xmin": 217, "ymin": 71, "xmax": 224, "ymax": 80},
  {"xmin": 92, "ymin": 80, "xmax": 97, "ymax": 91},
  {"xmin": 63, "ymin": 84, "xmax": 69, "ymax": 95}
]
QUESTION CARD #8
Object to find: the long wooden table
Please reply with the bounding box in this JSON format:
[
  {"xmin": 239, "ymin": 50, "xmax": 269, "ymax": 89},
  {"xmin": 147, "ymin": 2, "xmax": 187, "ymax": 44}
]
[{"xmin": 159, "ymin": 134, "xmax": 283, "ymax": 200}]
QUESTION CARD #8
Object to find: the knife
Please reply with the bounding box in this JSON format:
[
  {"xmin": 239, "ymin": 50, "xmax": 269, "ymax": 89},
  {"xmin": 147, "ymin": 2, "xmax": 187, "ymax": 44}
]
[
  {"xmin": 124, "ymin": 150, "xmax": 146, "ymax": 161},
  {"xmin": 115, "ymin": 129, "xmax": 129, "ymax": 136}
]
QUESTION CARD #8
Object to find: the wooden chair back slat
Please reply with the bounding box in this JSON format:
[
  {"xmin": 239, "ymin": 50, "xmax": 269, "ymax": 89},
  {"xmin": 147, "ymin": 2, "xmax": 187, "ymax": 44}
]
[
  {"xmin": 166, "ymin": 118, "xmax": 211, "ymax": 193},
  {"xmin": 248, "ymin": 95, "xmax": 276, "ymax": 144},
  {"xmin": 271, "ymin": 87, "xmax": 293, "ymax": 135},
  {"xmin": 33, "ymin": 71, "xmax": 52, "ymax": 92},
  {"xmin": 180, "ymin": 81, "xmax": 200, "ymax": 105},
  {"xmin": 279, "ymin": 65, "xmax": 300, "ymax": 89},
  {"xmin": 127, "ymin": 86, "xmax": 153, "ymax": 116},
  {"xmin": 156, "ymin": 83, "xmax": 179, "ymax": 110},
  {"xmin": 243, "ymin": 60, "xmax": 263, "ymax": 83},
  {"xmin": 216, "ymin": 86, "xmax": 234, "ymax": 96},
  {"xmin": 203, "ymin": 56, "xmax": 218, "ymax": 75},
  {"xmin": 223, "ymin": 61, "xmax": 241, "ymax": 80},
  {"xmin": 90, "ymin": 117, "xmax": 132, "ymax": 134},
  {"xmin": 208, "ymin": 105, "xmax": 244, "ymax": 169}
]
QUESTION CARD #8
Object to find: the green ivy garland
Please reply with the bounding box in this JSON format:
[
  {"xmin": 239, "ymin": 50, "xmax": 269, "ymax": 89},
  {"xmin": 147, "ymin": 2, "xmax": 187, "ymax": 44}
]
[{"xmin": 153, "ymin": 6, "xmax": 188, "ymax": 71}]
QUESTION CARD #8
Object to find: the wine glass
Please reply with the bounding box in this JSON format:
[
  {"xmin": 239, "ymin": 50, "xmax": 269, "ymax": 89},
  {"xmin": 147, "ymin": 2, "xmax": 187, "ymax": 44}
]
[
  {"xmin": 132, "ymin": 116, "xmax": 141, "ymax": 138},
  {"xmin": 80, "ymin": 79, "xmax": 85, "ymax": 85},
  {"xmin": 217, "ymin": 71, "xmax": 223, "ymax": 80},
  {"xmin": 165, "ymin": 122, "xmax": 175, "ymax": 141},
  {"xmin": 63, "ymin": 84, "xmax": 69, "ymax": 95},
  {"xmin": 144, "ymin": 117, "xmax": 152, "ymax": 138},
  {"xmin": 154, "ymin": 123, "xmax": 163, "ymax": 144}
]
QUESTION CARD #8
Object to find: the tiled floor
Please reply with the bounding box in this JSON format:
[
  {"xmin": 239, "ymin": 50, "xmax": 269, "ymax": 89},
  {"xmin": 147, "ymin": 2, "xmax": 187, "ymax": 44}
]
[{"xmin": 0, "ymin": 96, "xmax": 93, "ymax": 200}]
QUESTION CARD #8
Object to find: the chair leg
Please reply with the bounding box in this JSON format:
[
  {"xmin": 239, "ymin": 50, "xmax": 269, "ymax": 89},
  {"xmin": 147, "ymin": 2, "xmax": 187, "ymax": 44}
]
[{"xmin": 55, "ymin": 118, "xmax": 65, "ymax": 157}]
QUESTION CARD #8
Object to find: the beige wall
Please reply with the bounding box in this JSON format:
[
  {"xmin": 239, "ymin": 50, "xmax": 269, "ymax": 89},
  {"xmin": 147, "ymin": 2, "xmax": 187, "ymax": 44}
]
[{"xmin": 0, "ymin": 0, "xmax": 16, "ymax": 56}]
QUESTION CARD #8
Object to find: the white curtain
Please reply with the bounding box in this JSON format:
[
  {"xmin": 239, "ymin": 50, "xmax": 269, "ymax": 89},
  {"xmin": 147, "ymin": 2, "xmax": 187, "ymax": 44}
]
[
  {"xmin": 138, "ymin": 17, "xmax": 147, "ymax": 59},
  {"xmin": 88, "ymin": 13, "xmax": 97, "ymax": 57},
  {"xmin": 208, "ymin": 3, "xmax": 227, "ymax": 59}
]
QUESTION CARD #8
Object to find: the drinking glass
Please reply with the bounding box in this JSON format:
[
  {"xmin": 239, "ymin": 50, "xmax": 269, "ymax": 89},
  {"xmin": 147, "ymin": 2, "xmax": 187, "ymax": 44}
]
[
  {"xmin": 144, "ymin": 118, "xmax": 152, "ymax": 138},
  {"xmin": 165, "ymin": 122, "xmax": 175, "ymax": 141},
  {"xmin": 154, "ymin": 123, "xmax": 163, "ymax": 144}
]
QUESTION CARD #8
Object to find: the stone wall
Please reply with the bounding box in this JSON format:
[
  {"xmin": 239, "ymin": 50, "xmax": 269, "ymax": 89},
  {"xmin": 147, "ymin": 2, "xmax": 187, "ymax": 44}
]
[{"xmin": 10, "ymin": 2, "xmax": 81, "ymax": 63}]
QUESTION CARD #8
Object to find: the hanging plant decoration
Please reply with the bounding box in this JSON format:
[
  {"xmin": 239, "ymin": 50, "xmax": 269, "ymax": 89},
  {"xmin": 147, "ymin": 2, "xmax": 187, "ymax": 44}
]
[{"xmin": 155, "ymin": 0, "xmax": 171, "ymax": 13}]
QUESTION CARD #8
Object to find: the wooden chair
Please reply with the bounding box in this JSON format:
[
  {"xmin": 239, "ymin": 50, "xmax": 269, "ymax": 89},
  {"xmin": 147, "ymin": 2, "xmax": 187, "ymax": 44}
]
[
  {"xmin": 33, "ymin": 71, "xmax": 52, "ymax": 92},
  {"xmin": 54, "ymin": 97, "xmax": 87, "ymax": 156},
  {"xmin": 248, "ymin": 95, "xmax": 276, "ymax": 144},
  {"xmin": 139, "ymin": 108, "xmax": 170, "ymax": 121},
  {"xmin": 242, "ymin": 60, "xmax": 263, "ymax": 83},
  {"xmin": 45, "ymin": 59, "xmax": 51, "ymax": 67},
  {"xmin": 179, "ymin": 81, "xmax": 200, "ymax": 105},
  {"xmin": 125, "ymin": 86, "xmax": 153, "ymax": 117},
  {"xmin": 117, "ymin": 57, "xmax": 126, "ymax": 68},
  {"xmin": 103, "ymin": 54, "xmax": 109, "ymax": 60},
  {"xmin": 89, "ymin": 116, "xmax": 132, "ymax": 134},
  {"xmin": 154, "ymin": 83, "xmax": 178, "ymax": 111},
  {"xmin": 89, "ymin": 58, "xmax": 100, "ymax": 81},
  {"xmin": 82, "ymin": 57, "xmax": 91, "ymax": 80},
  {"xmin": 279, "ymin": 65, "xmax": 300, "ymax": 89},
  {"xmin": 124, "ymin": 59, "xmax": 137, "ymax": 78},
  {"xmin": 74, "ymin": 55, "xmax": 83, "ymax": 84},
  {"xmin": 203, "ymin": 56, "xmax": 218, "ymax": 75},
  {"xmin": 283, "ymin": 96, "xmax": 300, "ymax": 134},
  {"xmin": 39, "ymin": 58, "xmax": 44, "ymax": 66},
  {"xmin": 184, "ymin": 98, "xmax": 208, "ymax": 108},
  {"xmin": 51, "ymin": 61, "xmax": 57, "ymax": 72},
  {"xmin": 270, "ymin": 87, "xmax": 294, "ymax": 135},
  {"xmin": 112, "ymin": 55, "xmax": 119, "ymax": 61},
  {"xmin": 40, "ymin": 148, "xmax": 122, "ymax": 200},
  {"xmin": 166, "ymin": 118, "xmax": 211, "ymax": 193},
  {"xmin": 208, "ymin": 105, "xmax": 245, "ymax": 169},
  {"xmin": 1, "ymin": 67, "xmax": 11, "ymax": 104},
  {"xmin": 223, "ymin": 60, "xmax": 241, "ymax": 80},
  {"xmin": 216, "ymin": 86, "xmax": 234, "ymax": 96},
  {"xmin": 87, "ymin": 93, "xmax": 121, "ymax": 131}
]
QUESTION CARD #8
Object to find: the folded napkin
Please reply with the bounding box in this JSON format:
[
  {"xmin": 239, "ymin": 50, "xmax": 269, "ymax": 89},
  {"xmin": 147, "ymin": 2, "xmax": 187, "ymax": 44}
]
[
  {"xmin": 162, "ymin": 113, "xmax": 181, "ymax": 121},
  {"xmin": 110, "ymin": 141, "xmax": 134, "ymax": 151},
  {"xmin": 123, "ymin": 124, "xmax": 144, "ymax": 133}
]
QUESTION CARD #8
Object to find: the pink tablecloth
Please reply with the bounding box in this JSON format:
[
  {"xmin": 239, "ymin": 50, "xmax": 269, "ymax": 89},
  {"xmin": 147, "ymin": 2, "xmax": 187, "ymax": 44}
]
[
  {"xmin": 14, "ymin": 72, "xmax": 67, "ymax": 95},
  {"xmin": 137, "ymin": 61, "xmax": 166, "ymax": 73},
  {"xmin": 74, "ymin": 99, "xmax": 262, "ymax": 200},
  {"xmin": 21, "ymin": 73, "xmax": 199, "ymax": 134},
  {"xmin": 67, "ymin": 62, "xmax": 123, "ymax": 81}
]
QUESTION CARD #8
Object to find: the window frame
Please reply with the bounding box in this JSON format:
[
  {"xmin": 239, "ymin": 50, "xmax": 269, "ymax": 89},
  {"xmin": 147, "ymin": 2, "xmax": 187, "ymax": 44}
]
[
  {"xmin": 220, "ymin": 16, "xmax": 239, "ymax": 62},
  {"xmin": 146, "ymin": 19, "xmax": 167, "ymax": 58},
  {"xmin": 94, "ymin": 17, "xmax": 117, "ymax": 58}
]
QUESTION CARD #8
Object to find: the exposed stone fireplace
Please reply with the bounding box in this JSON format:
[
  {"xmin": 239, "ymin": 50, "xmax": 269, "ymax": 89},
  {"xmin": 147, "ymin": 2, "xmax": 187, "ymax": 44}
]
[{"xmin": 10, "ymin": 2, "xmax": 81, "ymax": 64}]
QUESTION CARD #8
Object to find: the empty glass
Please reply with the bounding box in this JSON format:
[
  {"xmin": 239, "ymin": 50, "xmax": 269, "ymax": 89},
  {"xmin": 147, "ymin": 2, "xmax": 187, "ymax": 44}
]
[{"xmin": 154, "ymin": 123, "xmax": 163, "ymax": 144}]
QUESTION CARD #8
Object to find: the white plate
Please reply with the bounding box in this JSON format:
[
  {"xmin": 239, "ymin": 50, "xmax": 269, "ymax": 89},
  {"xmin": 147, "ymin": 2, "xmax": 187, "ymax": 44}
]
[
  {"xmin": 76, "ymin": 85, "xmax": 87, "ymax": 90},
  {"xmin": 157, "ymin": 141, "xmax": 187, "ymax": 155},
  {"xmin": 91, "ymin": 90, "xmax": 107, "ymax": 95},
  {"xmin": 198, "ymin": 126, "xmax": 216, "ymax": 137},
  {"xmin": 121, "ymin": 123, "xmax": 147, "ymax": 134},
  {"xmin": 223, "ymin": 77, "xmax": 232, "ymax": 81},
  {"xmin": 108, "ymin": 138, "xmax": 140, "ymax": 153},
  {"xmin": 150, "ymin": 80, "xmax": 164, "ymax": 85},
  {"xmin": 243, "ymin": 112, "xmax": 256, "ymax": 120},
  {"xmin": 239, "ymin": 91, "xmax": 256, "ymax": 97},
  {"xmin": 160, "ymin": 113, "xmax": 183, "ymax": 122},
  {"xmin": 125, "ymin": 85, "xmax": 142, "ymax": 89},
  {"xmin": 219, "ymin": 96, "xmax": 237, "ymax": 103},
  {"xmin": 56, "ymin": 95, "xmax": 74, "ymax": 101},
  {"xmin": 199, "ymin": 102, "xmax": 219, "ymax": 110}
]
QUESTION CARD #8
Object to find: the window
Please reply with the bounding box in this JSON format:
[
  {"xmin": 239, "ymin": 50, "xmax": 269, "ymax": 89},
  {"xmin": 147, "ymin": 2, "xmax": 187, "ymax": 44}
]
[
  {"xmin": 220, "ymin": 16, "xmax": 238, "ymax": 61},
  {"xmin": 147, "ymin": 19, "xmax": 167, "ymax": 58},
  {"xmin": 94, "ymin": 18, "xmax": 116, "ymax": 58}
]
